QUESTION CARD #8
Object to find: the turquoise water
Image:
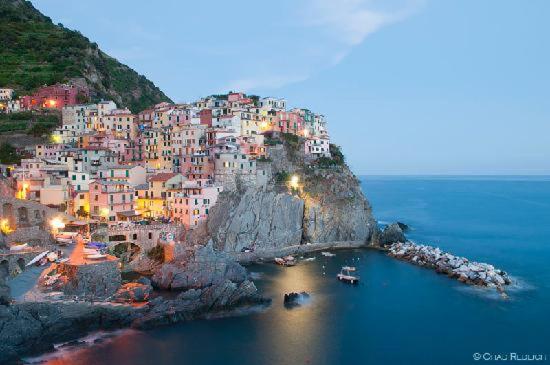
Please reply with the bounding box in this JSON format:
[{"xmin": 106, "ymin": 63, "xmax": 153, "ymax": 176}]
[{"xmin": 33, "ymin": 176, "xmax": 550, "ymax": 365}]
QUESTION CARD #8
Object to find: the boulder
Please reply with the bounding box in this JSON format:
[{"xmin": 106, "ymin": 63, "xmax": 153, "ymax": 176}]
[
  {"xmin": 378, "ymin": 223, "xmax": 406, "ymax": 246},
  {"xmin": 152, "ymin": 243, "xmax": 247, "ymax": 291},
  {"xmin": 113, "ymin": 282, "xmax": 153, "ymax": 303}
]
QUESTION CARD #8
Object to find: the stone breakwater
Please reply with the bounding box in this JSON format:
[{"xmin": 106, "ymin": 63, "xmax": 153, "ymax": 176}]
[{"xmin": 388, "ymin": 242, "xmax": 511, "ymax": 291}]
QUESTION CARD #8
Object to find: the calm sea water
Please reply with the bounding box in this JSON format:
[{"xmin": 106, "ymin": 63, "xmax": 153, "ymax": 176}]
[{"xmin": 32, "ymin": 176, "xmax": 550, "ymax": 365}]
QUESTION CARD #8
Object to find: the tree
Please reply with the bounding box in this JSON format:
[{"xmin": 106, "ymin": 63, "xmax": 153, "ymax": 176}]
[{"xmin": 0, "ymin": 143, "xmax": 21, "ymax": 164}]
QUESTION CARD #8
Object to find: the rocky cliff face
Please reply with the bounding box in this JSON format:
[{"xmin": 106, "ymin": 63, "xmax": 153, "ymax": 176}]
[
  {"xmin": 194, "ymin": 138, "xmax": 377, "ymax": 253},
  {"xmin": 205, "ymin": 189, "xmax": 304, "ymax": 252}
]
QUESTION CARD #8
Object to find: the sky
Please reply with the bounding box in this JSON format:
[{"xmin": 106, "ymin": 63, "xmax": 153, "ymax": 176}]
[{"xmin": 32, "ymin": 0, "xmax": 550, "ymax": 175}]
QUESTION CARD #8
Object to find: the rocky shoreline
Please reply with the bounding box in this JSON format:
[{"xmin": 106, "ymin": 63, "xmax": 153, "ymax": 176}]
[{"xmin": 388, "ymin": 241, "xmax": 512, "ymax": 292}]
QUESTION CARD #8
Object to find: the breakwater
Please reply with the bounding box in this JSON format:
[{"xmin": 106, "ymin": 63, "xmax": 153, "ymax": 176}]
[{"xmin": 388, "ymin": 242, "xmax": 511, "ymax": 291}]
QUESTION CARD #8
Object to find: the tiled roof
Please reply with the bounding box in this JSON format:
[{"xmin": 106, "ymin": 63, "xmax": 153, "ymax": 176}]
[{"xmin": 149, "ymin": 173, "xmax": 178, "ymax": 182}]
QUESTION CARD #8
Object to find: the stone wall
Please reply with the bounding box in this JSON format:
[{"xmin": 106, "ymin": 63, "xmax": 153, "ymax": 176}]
[
  {"xmin": 0, "ymin": 196, "xmax": 64, "ymax": 228},
  {"xmin": 4, "ymin": 226, "xmax": 54, "ymax": 245}
]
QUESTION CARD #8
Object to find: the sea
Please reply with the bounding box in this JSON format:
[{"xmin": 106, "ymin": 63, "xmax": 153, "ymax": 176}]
[{"xmin": 26, "ymin": 176, "xmax": 550, "ymax": 365}]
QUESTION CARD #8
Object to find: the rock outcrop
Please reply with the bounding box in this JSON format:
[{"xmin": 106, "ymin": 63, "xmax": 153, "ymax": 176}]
[
  {"xmin": 377, "ymin": 223, "xmax": 407, "ymax": 246},
  {"xmin": 133, "ymin": 279, "xmax": 268, "ymax": 329},
  {"xmin": 54, "ymin": 260, "xmax": 122, "ymax": 300},
  {"xmin": 152, "ymin": 243, "xmax": 247, "ymax": 290},
  {"xmin": 113, "ymin": 282, "xmax": 153, "ymax": 303},
  {"xmin": 0, "ymin": 302, "xmax": 139, "ymax": 363},
  {"xmin": 205, "ymin": 189, "xmax": 304, "ymax": 252},
  {"xmin": 193, "ymin": 139, "xmax": 377, "ymax": 254}
]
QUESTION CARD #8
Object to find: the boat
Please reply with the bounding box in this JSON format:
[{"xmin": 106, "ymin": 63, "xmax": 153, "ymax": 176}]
[
  {"xmin": 83, "ymin": 248, "xmax": 99, "ymax": 254},
  {"xmin": 283, "ymin": 255, "xmax": 296, "ymax": 266},
  {"xmin": 56, "ymin": 237, "xmax": 73, "ymax": 245},
  {"xmin": 341, "ymin": 266, "xmax": 356, "ymax": 271},
  {"xmin": 47, "ymin": 252, "xmax": 59, "ymax": 262},
  {"xmin": 337, "ymin": 266, "xmax": 359, "ymax": 284},
  {"xmin": 9, "ymin": 243, "xmax": 29, "ymax": 251},
  {"xmin": 321, "ymin": 251, "xmax": 336, "ymax": 257},
  {"xmin": 26, "ymin": 251, "xmax": 49, "ymax": 266},
  {"xmin": 274, "ymin": 256, "xmax": 296, "ymax": 266}
]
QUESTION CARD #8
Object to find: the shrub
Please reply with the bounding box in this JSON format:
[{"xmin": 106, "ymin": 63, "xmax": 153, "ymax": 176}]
[
  {"xmin": 275, "ymin": 170, "xmax": 290, "ymax": 183},
  {"xmin": 147, "ymin": 245, "xmax": 164, "ymax": 262},
  {"xmin": 0, "ymin": 143, "xmax": 21, "ymax": 164}
]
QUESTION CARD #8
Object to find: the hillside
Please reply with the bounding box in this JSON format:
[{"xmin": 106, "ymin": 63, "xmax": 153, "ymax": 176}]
[{"xmin": 0, "ymin": 0, "xmax": 172, "ymax": 112}]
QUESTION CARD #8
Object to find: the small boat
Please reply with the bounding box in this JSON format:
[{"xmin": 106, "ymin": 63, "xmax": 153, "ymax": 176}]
[
  {"xmin": 275, "ymin": 257, "xmax": 296, "ymax": 266},
  {"xmin": 56, "ymin": 238, "xmax": 73, "ymax": 245},
  {"xmin": 47, "ymin": 252, "xmax": 59, "ymax": 262},
  {"xmin": 283, "ymin": 255, "xmax": 296, "ymax": 266},
  {"xmin": 83, "ymin": 248, "xmax": 99, "ymax": 254},
  {"xmin": 321, "ymin": 251, "xmax": 336, "ymax": 257},
  {"xmin": 9, "ymin": 243, "xmax": 29, "ymax": 251},
  {"xmin": 302, "ymin": 257, "xmax": 316, "ymax": 262},
  {"xmin": 27, "ymin": 251, "xmax": 49, "ymax": 266},
  {"xmin": 86, "ymin": 254, "xmax": 107, "ymax": 260},
  {"xmin": 341, "ymin": 266, "xmax": 356, "ymax": 271},
  {"xmin": 337, "ymin": 266, "xmax": 359, "ymax": 284}
]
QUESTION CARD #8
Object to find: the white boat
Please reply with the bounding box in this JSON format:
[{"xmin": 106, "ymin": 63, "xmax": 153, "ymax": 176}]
[
  {"xmin": 83, "ymin": 248, "xmax": 99, "ymax": 254},
  {"xmin": 337, "ymin": 266, "xmax": 360, "ymax": 284},
  {"xmin": 321, "ymin": 251, "xmax": 336, "ymax": 257},
  {"xmin": 274, "ymin": 258, "xmax": 285, "ymax": 265},
  {"xmin": 341, "ymin": 266, "xmax": 356, "ymax": 271},
  {"xmin": 56, "ymin": 237, "xmax": 73, "ymax": 245},
  {"xmin": 26, "ymin": 251, "xmax": 49, "ymax": 266},
  {"xmin": 9, "ymin": 243, "xmax": 29, "ymax": 251}
]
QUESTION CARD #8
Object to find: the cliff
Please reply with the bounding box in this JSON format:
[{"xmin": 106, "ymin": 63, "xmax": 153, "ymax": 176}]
[
  {"xmin": 190, "ymin": 136, "xmax": 377, "ymax": 254},
  {"xmin": 0, "ymin": 0, "xmax": 172, "ymax": 112}
]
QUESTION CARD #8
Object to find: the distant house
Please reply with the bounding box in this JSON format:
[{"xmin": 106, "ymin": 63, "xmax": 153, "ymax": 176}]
[
  {"xmin": 20, "ymin": 83, "xmax": 89, "ymax": 110},
  {"xmin": 305, "ymin": 136, "xmax": 331, "ymax": 158},
  {"xmin": 0, "ymin": 88, "xmax": 14, "ymax": 101}
]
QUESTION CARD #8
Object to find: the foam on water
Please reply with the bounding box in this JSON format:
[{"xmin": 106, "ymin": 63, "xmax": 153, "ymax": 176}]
[{"xmin": 22, "ymin": 329, "xmax": 138, "ymax": 364}]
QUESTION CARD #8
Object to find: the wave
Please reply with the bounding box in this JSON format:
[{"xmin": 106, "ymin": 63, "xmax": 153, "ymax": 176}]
[{"xmin": 22, "ymin": 329, "xmax": 138, "ymax": 364}]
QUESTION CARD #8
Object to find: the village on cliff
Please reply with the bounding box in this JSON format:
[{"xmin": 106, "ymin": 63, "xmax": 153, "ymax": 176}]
[{"xmin": 0, "ymin": 82, "xmax": 340, "ymax": 302}]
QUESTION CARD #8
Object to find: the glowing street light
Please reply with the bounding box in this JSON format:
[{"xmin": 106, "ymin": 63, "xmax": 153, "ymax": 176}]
[
  {"xmin": 289, "ymin": 175, "xmax": 299, "ymax": 189},
  {"xmin": 50, "ymin": 217, "xmax": 65, "ymax": 233},
  {"xmin": 0, "ymin": 219, "xmax": 13, "ymax": 234},
  {"xmin": 51, "ymin": 134, "xmax": 62, "ymax": 144},
  {"xmin": 47, "ymin": 99, "xmax": 57, "ymax": 108}
]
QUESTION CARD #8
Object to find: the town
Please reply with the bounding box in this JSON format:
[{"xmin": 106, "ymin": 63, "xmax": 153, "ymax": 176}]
[{"xmin": 1, "ymin": 82, "xmax": 331, "ymax": 227}]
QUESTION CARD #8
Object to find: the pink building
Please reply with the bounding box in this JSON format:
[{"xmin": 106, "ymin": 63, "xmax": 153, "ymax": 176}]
[
  {"xmin": 169, "ymin": 184, "xmax": 222, "ymax": 228},
  {"xmin": 276, "ymin": 111, "xmax": 303, "ymax": 135},
  {"xmin": 199, "ymin": 109, "xmax": 213, "ymax": 127},
  {"xmin": 89, "ymin": 180, "xmax": 135, "ymax": 222},
  {"xmin": 20, "ymin": 83, "xmax": 88, "ymax": 110},
  {"xmin": 179, "ymin": 151, "xmax": 214, "ymax": 180}
]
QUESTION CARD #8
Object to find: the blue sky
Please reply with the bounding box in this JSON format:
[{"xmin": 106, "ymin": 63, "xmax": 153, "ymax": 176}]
[{"xmin": 32, "ymin": 0, "xmax": 550, "ymax": 175}]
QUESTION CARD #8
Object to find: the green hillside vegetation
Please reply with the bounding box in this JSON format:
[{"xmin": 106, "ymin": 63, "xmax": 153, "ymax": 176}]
[
  {"xmin": 0, "ymin": 0, "xmax": 172, "ymax": 112},
  {"xmin": 0, "ymin": 111, "xmax": 59, "ymax": 136}
]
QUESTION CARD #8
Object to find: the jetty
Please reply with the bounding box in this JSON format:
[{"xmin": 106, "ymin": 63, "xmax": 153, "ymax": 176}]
[{"xmin": 388, "ymin": 242, "xmax": 511, "ymax": 291}]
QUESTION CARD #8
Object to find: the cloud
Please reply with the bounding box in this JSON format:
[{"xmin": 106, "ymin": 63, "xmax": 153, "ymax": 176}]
[
  {"xmin": 223, "ymin": 0, "xmax": 423, "ymax": 93},
  {"xmin": 303, "ymin": 0, "xmax": 421, "ymax": 46}
]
